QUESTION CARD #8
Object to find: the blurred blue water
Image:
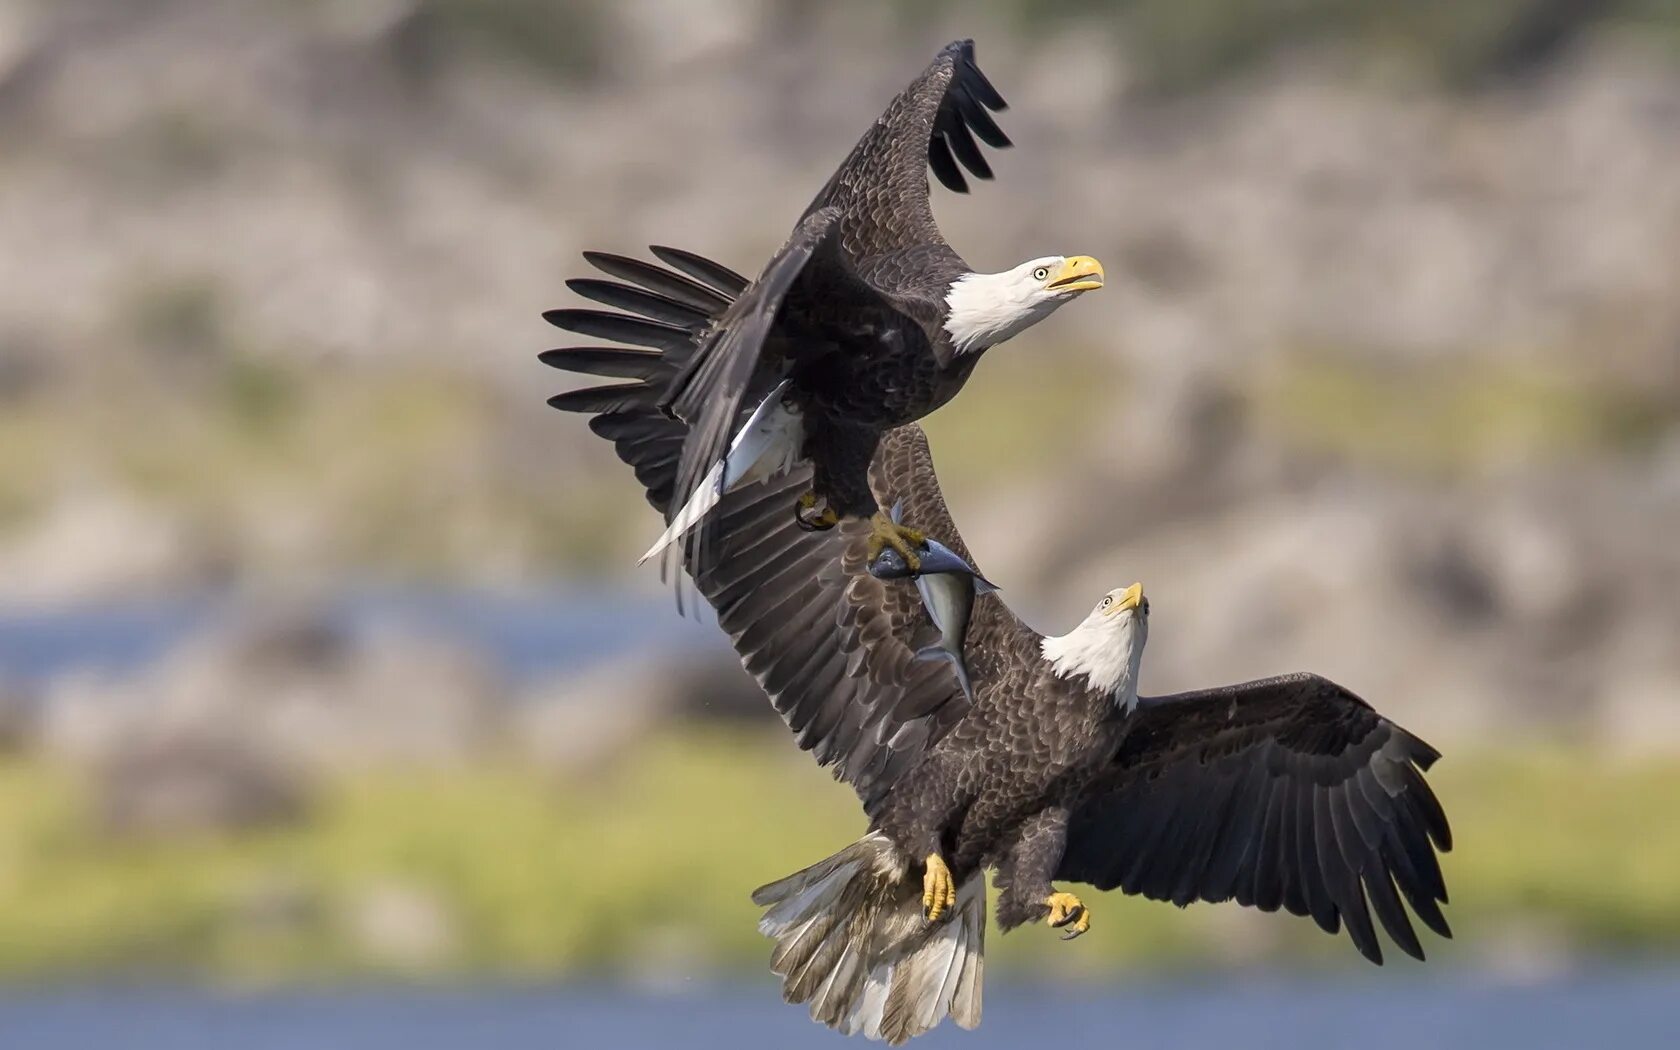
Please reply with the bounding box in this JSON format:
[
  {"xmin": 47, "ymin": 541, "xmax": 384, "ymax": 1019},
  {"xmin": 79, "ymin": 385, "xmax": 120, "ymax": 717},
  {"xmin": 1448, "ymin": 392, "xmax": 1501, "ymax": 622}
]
[
  {"xmin": 2, "ymin": 973, "xmax": 1676, "ymax": 1050},
  {"xmin": 0, "ymin": 588, "xmax": 717, "ymax": 687}
]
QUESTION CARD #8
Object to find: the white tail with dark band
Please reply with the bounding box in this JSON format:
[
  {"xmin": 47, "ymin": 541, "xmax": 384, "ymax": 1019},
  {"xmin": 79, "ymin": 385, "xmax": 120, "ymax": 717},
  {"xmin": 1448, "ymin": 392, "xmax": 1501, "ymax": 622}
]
[{"xmin": 752, "ymin": 832, "xmax": 986, "ymax": 1044}]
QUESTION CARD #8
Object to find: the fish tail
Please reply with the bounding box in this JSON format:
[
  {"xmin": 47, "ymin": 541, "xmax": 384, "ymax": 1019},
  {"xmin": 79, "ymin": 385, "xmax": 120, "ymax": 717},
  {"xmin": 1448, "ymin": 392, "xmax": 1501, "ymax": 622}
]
[{"xmin": 915, "ymin": 645, "xmax": 974, "ymax": 702}]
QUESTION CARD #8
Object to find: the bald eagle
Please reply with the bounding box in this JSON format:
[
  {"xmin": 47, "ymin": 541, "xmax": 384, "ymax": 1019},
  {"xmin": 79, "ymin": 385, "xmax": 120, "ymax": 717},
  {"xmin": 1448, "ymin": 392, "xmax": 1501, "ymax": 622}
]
[
  {"xmin": 542, "ymin": 256, "xmax": 1453, "ymax": 1044},
  {"xmin": 544, "ymin": 40, "xmax": 1103, "ymax": 584}
]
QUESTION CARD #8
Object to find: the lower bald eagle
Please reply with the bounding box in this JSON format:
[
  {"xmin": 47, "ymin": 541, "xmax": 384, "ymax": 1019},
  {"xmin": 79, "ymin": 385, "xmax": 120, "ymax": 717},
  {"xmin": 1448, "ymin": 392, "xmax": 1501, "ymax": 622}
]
[{"xmin": 544, "ymin": 256, "xmax": 1453, "ymax": 1044}]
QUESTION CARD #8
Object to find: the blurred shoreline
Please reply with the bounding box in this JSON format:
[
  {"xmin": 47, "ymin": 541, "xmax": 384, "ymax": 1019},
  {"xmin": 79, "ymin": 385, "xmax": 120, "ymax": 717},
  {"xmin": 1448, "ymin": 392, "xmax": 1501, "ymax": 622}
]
[
  {"xmin": 0, "ymin": 728, "xmax": 1673, "ymax": 981},
  {"xmin": 5, "ymin": 969, "xmax": 1680, "ymax": 1049},
  {"xmin": 0, "ymin": 584, "xmax": 717, "ymax": 685}
]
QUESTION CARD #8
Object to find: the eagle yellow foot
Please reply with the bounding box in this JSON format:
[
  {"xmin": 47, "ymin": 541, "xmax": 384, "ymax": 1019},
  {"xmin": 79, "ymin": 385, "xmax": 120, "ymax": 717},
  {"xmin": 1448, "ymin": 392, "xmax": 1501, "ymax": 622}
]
[
  {"xmin": 866, "ymin": 511, "xmax": 927, "ymax": 571},
  {"xmin": 1045, "ymin": 891, "xmax": 1090, "ymax": 941},
  {"xmin": 794, "ymin": 491, "xmax": 839, "ymax": 532},
  {"xmin": 922, "ymin": 854, "xmax": 956, "ymax": 923}
]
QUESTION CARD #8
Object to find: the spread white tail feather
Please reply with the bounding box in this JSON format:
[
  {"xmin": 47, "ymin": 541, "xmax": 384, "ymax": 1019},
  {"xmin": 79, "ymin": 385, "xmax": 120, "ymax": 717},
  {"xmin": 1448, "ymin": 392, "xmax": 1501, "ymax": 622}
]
[
  {"xmin": 638, "ymin": 381, "xmax": 803, "ymax": 566},
  {"xmin": 753, "ymin": 833, "xmax": 986, "ymax": 1044}
]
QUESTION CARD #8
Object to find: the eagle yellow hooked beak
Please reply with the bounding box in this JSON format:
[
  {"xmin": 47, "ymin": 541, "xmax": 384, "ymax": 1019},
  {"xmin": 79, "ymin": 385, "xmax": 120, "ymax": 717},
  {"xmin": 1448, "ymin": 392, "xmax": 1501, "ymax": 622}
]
[
  {"xmin": 1107, "ymin": 582, "xmax": 1144, "ymax": 615},
  {"xmin": 1048, "ymin": 255, "xmax": 1104, "ymax": 293}
]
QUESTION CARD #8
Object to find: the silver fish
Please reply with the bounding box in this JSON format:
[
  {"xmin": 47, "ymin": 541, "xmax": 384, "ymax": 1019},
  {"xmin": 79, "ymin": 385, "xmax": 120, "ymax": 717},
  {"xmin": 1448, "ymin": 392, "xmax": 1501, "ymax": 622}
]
[{"xmin": 867, "ymin": 508, "xmax": 997, "ymax": 702}]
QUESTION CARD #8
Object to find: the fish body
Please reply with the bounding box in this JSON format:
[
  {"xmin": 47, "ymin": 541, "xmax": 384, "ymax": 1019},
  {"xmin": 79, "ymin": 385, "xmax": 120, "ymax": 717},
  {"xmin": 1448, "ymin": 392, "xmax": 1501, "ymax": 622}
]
[{"xmin": 868, "ymin": 529, "xmax": 996, "ymax": 701}]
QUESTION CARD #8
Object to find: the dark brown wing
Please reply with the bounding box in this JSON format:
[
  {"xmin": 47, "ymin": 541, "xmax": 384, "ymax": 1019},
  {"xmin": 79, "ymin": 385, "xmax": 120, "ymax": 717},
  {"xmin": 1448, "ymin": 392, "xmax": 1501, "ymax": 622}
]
[
  {"xmin": 702, "ymin": 423, "xmax": 1035, "ymax": 816},
  {"xmin": 703, "ymin": 425, "xmax": 985, "ymax": 816},
  {"xmin": 543, "ymin": 252, "xmax": 1030, "ymax": 814},
  {"xmin": 1057, "ymin": 673, "xmax": 1452, "ymax": 964},
  {"xmin": 806, "ymin": 38, "xmax": 1011, "ymax": 260}
]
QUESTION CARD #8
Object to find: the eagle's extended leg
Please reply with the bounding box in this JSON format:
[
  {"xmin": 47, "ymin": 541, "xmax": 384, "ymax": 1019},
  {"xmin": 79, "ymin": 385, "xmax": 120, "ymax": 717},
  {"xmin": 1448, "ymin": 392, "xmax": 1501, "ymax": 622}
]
[
  {"xmin": 866, "ymin": 509, "xmax": 926, "ymax": 571},
  {"xmin": 995, "ymin": 806, "xmax": 1091, "ymax": 938},
  {"xmin": 922, "ymin": 853, "xmax": 957, "ymax": 922}
]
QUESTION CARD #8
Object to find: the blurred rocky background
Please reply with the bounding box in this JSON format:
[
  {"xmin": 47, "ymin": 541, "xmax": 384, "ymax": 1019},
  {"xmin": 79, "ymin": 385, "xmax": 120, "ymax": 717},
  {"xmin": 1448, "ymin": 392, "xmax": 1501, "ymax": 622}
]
[{"xmin": 0, "ymin": 0, "xmax": 1676, "ymax": 983}]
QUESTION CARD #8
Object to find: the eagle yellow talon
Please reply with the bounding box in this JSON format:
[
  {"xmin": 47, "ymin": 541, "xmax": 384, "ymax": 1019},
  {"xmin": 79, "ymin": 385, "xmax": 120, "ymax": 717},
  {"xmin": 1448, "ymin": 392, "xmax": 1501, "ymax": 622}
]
[
  {"xmin": 922, "ymin": 853, "xmax": 956, "ymax": 923},
  {"xmin": 866, "ymin": 511, "xmax": 927, "ymax": 571},
  {"xmin": 1045, "ymin": 891, "xmax": 1090, "ymax": 940}
]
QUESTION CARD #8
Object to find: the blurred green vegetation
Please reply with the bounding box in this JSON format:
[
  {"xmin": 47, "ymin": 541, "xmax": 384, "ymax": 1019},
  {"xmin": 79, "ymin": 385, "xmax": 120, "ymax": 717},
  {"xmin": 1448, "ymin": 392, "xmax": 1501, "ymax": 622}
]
[
  {"xmin": 407, "ymin": 0, "xmax": 606, "ymax": 83},
  {"xmin": 894, "ymin": 0, "xmax": 1677, "ymax": 93},
  {"xmin": 0, "ymin": 363, "xmax": 572, "ymax": 577},
  {"xmin": 0, "ymin": 335, "xmax": 1117, "ymax": 578},
  {"xmin": 1259, "ymin": 356, "xmax": 1673, "ymax": 476},
  {"xmin": 0, "ymin": 731, "xmax": 1673, "ymax": 981},
  {"xmin": 922, "ymin": 345, "xmax": 1125, "ymax": 493},
  {"xmin": 271, "ymin": 0, "xmax": 1680, "ymax": 93},
  {"xmin": 2, "ymin": 333, "xmax": 1670, "ymax": 578},
  {"xmin": 0, "ymin": 266, "xmax": 638, "ymax": 578}
]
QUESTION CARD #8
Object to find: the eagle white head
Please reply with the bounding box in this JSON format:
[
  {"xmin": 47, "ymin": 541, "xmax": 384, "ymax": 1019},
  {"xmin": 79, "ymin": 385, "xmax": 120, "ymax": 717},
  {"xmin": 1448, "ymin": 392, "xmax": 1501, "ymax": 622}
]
[
  {"xmin": 1041, "ymin": 581, "xmax": 1149, "ymax": 710},
  {"xmin": 942, "ymin": 254, "xmax": 1104, "ymax": 355}
]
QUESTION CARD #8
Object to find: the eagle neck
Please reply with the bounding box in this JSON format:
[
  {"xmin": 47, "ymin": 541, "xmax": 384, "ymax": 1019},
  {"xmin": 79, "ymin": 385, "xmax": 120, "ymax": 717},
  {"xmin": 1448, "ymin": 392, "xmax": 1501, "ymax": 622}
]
[
  {"xmin": 1040, "ymin": 621, "xmax": 1144, "ymax": 713},
  {"xmin": 941, "ymin": 270, "xmax": 1060, "ymax": 356}
]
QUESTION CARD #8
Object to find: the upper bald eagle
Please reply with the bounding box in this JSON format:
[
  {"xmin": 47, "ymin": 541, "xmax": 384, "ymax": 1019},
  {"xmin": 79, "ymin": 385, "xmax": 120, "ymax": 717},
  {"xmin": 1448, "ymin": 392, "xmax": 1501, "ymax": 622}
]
[
  {"xmin": 543, "ymin": 253, "xmax": 1453, "ymax": 1044},
  {"xmin": 543, "ymin": 40, "xmax": 1103, "ymax": 586}
]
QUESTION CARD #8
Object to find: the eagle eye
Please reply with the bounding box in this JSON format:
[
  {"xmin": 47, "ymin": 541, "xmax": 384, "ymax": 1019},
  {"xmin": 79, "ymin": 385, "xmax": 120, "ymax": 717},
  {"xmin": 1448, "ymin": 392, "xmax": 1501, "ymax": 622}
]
[
  {"xmin": 1099, "ymin": 595, "xmax": 1113, "ymax": 610},
  {"xmin": 1032, "ymin": 266, "xmax": 1050, "ymax": 281}
]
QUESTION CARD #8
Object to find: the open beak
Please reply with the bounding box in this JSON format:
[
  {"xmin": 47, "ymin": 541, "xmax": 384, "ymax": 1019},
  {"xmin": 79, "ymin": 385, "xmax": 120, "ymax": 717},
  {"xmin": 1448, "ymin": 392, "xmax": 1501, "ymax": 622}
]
[
  {"xmin": 1049, "ymin": 255, "xmax": 1104, "ymax": 293},
  {"xmin": 1107, "ymin": 581, "xmax": 1144, "ymax": 615}
]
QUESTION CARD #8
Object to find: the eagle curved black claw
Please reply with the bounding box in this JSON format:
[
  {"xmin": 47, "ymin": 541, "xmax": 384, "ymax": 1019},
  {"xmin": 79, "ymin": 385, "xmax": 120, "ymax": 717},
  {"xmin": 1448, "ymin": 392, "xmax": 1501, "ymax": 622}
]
[
  {"xmin": 794, "ymin": 491, "xmax": 840, "ymax": 532},
  {"xmin": 1058, "ymin": 908, "xmax": 1088, "ymax": 941},
  {"xmin": 1045, "ymin": 891, "xmax": 1090, "ymax": 940}
]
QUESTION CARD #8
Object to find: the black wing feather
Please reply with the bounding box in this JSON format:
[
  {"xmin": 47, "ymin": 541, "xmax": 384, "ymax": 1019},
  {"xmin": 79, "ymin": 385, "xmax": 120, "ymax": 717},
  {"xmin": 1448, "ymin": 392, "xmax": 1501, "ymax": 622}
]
[
  {"xmin": 649, "ymin": 245, "xmax": 750, "ymax": 295},
  {"xmin": 925, "ymin": 133, "xmax": 967, "ymax": 194},
  {"xmin": 941, "ymin": 116, "xmax": 993, "ymax": 182},
  {"xmin": 543, "ymin": 309, "xmax": 692, "ymax": 351},
  {"xmin": 538, "ymin": 347, "xmax": 662, "ymax": 379},
  {"xmin": 959, "ymin": 45, "xmax": 1007, "ymax": 110},
  {"xmin": 952, "ymin": 85, "xmax": 1011, "ymax": 148},
  {"xmin": 546, "ymin": 385, "xmax": 645, "ymax": 413},
  {"xmin": 580, "ymin": 251, "xmax": 732, "ymax": 313},
  {"xmin": 564, "ymin": 278, "xmax": 713, "ymax": 328}
]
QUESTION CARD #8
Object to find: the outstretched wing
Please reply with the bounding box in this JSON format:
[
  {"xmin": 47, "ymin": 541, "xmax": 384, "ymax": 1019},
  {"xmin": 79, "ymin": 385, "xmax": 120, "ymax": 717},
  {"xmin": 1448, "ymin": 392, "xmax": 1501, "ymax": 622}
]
[
  {"xmin": 1057, "ymin": 673, "xmax": 1452, "ymax": 964},
  {"xmin": 807, "ymin": 38, "xmax": 1011, "ymax": 259},
  {"xmin": 543, "ymin": 251, "xmax": 1030, "ymax": 814},
  {"xmin": 711, "ymin": 424, "xmax": 993, "ymax": 815}
]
